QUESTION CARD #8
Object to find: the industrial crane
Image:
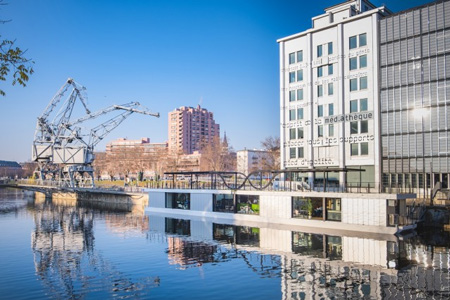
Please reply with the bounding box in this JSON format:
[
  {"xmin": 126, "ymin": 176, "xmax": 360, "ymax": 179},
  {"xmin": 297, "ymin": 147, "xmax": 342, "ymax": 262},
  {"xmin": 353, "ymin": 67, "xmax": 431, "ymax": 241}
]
[{"xmin": 32, "ymin": 78, "xmax": 159, "ymax": 188}]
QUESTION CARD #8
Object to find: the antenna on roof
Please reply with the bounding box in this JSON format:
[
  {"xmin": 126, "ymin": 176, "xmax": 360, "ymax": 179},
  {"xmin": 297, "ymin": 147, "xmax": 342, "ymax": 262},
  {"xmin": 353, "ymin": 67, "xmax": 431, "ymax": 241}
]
[{"xmin": 198, "ymin": 97, "xmax": 203, "ymax": 108}]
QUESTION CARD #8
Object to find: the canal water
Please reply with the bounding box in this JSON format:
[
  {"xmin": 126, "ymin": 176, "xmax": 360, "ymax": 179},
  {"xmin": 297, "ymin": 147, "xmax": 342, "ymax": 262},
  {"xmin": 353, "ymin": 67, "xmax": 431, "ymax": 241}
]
[{"xmin": 0, "ymin": 188, "xmax": 449, "ymax": 300}]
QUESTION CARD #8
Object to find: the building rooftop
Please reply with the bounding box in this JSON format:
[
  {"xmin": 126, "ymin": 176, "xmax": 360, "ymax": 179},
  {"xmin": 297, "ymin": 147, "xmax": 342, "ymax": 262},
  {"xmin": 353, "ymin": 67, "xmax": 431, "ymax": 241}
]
[{"xmin": 0, "ymin": 160, "xmax": 22, "ymax": 168}]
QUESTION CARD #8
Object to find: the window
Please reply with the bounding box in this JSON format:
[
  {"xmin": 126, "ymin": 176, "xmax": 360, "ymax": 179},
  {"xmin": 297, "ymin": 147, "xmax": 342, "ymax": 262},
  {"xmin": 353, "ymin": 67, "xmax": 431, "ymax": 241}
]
[
  {"xmin": 290, "ymin": 148, "xmax": 296, "ymax": 159},
  {"xmin": 360, "ymin": 120, "xmax": 368, "ymax": 133},
  {"xmin": 289, "ymin": 52, "xmax": 295, "ymax": 64},
  {"xmin": 350, "ymin": 100, "xmax": 358, "ymax": 113},
  {"xmin": 350, "ymin": 57, "xmax": 358, "ymax": 70},
  {"xmin": 236, "ymin": 195, "xmax": 260, "ymax": 215},
  {"xmin": 297, "ymin": 108, "xmax": 304, "ymax": 119},
  {"xmin": 359, "ymin": 55, "xmax": 367, "ymax": 68},
  {"xmin": 360, "ymin": 98, "xmax": 368, "ymax": 111},
  {"xmin": 290, "ymin": 128, "xmax": 296, "ymax": 140},
  {"xmin": 329, "ymin": 124, "xmax": 334, "ymax": 137},
  {"xmin": 298, "ymin": 147, "xmax": 304, "ymax": 158},
  {"xmin": 166, "ymin": 193, "xmax": 190, "ymax": 210},
  {"xmin": 328, "ymin": 42, "xmax": 333, "ymax": 55},
  {"xmin": 318, "ymin": 125, "xmax": 324, "ymax": 137},
  {"xmin": 328, "ymin": 64, "xmax": 333, "ymax": 75},
  {"xmin": 350, "ymin": 79, "xmax": 358, "ymax": 91},
  {"xmin": 328, "ymin": 103, "xmax": 334, "ymax": 116},
  {"xmin": 289, "ymin": 90, "xmax": 296, "ymax": 102},
  {"xmin": 351, "ymin": 143, "xmax": 359, "ymax": 156},
  {"xmin": 213, "ymin": 194, "xmax": 234, "ymax": 213},
  {"xmin": 289, "ymin": 72, "xmax": 295, "ymax": 83},
  {"xmin": 297, "ymin": 89, "xmax": 303, "ymax": 101},
  {"xmin": 328, "ymin": 82, "xmax": 334, "ymax": 95},
  {"xmin": 326, "ymin": 198, "xmax": 341, "ymax": 221},
  {"xmin": 350, "ymin": 121, "xmax": 358, "ymax": 134},
  {"xmin": 361, "ymin": 142, "xmax": 369, "ymax": 155},
  {"xmin": 360, "ymin": 76, "xmax": 368, "ymax": 89},
  {"xmin": 298, "ymin": 127, "xmax": 304, "ymax": 139},
  {"xmin": 359, "ymin": 33, "xmax": 367, "ymax": 47},
  {"xmin": 349, "ymin": 36, "xmax": 357, "ymax": 49},
  {"xmin": 289, "ymin": 109, "xmax": 296, "ymax": 121},
  {"xmin": 297, "ymin": 69, "xmax": 303, "ymax": 81},
  {"xmin": 317, "ymin": 44, "xmax": 323, "ymax": 57},
  {"xmin": 317, "ymin": 66, "xmax": 323, "ymax": 77},
  {"xmin": 297, "ymin": 50, "xmax": 303, "ymax": 62},
  {"xmin": 318, "ymin": 85, "xmax": 323, "ymax": 97},
  {"xmin": 318, "ymin": 105, "xmax": 323, "ymax": 117}
]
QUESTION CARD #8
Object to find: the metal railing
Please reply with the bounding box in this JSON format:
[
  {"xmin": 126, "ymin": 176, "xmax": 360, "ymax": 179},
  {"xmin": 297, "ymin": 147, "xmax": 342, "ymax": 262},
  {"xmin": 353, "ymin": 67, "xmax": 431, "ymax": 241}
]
[{"xmin": 6, "ymin": 178, "xmax": 428, "ymax": 195}]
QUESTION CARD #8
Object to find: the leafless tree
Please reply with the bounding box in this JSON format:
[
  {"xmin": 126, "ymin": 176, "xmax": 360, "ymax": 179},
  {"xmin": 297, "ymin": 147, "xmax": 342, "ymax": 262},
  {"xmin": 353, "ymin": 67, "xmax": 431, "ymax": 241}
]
[{"xmin": 260, "ymin": 136, "xmax": 280, "ymax": 170}]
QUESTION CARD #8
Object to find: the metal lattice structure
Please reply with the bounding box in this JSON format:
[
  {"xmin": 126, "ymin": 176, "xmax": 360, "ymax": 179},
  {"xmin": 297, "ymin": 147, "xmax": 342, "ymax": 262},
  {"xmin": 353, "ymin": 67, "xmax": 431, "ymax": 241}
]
[{"xmin": 32, "ymin": 78, "xmax": 159, "ymax": 188}]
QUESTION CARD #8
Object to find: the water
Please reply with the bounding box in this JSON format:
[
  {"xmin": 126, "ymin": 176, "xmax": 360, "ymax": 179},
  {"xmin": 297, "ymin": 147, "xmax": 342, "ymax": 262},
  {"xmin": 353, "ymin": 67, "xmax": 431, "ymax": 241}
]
[{"xmin": 0, "ymin": 188, "xmax": 449, "ymax": 299}]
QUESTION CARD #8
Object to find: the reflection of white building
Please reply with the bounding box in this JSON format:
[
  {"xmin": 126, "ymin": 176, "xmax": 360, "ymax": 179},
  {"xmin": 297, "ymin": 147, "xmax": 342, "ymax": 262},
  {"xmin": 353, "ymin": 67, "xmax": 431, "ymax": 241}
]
[
  {"xmin": 278, "ymin": 0, "xmax": 391, "ymax": 187},
  {"xmin": 146, "ymin": 213, "xmax": 450, "ymax": 300},
  {"xmin": 236, "ymin": 149, "xmax": 270, "ymax": 175}
]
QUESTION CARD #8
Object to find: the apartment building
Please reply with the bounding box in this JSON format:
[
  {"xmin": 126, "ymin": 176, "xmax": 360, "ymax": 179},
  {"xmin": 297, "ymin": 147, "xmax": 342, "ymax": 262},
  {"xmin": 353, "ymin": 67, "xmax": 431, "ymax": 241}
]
[
  {"xmin": 168, "ymin": 105, "xmax": 220, "ymax": 154},
  {"xmin": 236, "ymin": 149, "xmax": 271, "ymax": 175}
]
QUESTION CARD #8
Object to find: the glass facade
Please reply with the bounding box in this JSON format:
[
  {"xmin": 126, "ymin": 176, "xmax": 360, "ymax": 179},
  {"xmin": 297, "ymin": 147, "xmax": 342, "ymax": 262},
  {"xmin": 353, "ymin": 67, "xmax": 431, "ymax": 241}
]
[{"xmin": 380, "ymin": 1, "xmax": 450, "ymax": 194}]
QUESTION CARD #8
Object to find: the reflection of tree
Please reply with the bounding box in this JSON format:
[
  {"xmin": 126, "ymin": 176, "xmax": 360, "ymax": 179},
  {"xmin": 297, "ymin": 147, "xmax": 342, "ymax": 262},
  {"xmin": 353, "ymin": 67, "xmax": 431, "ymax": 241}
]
[{"xmin": 30, "ymin": 199, "xmax": 159, "ymax": 299}]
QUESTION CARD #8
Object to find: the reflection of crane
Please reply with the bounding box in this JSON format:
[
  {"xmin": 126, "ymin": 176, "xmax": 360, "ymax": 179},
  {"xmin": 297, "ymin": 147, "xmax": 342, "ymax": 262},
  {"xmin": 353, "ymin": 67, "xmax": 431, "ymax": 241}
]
[{"xmin": 32, "ymin": 78, "xmax": 159, "ymax": 187}]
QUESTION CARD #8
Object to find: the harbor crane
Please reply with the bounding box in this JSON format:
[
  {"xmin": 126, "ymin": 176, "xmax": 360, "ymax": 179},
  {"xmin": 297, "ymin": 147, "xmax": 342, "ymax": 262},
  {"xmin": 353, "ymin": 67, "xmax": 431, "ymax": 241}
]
[{"xmin": 32, "ymin": 78, "xmax": 159, "ymax": 188}]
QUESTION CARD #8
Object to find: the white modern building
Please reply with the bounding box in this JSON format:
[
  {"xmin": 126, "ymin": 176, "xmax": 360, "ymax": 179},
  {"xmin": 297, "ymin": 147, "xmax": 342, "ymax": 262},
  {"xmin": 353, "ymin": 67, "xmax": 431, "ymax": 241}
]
[
  {"xmin": 278, "ymin": 0, "xmax": 391, "ymax": 189},
  {"xmin": 236, "ymin": 149, "xmax": 271, "ymax": 175}
]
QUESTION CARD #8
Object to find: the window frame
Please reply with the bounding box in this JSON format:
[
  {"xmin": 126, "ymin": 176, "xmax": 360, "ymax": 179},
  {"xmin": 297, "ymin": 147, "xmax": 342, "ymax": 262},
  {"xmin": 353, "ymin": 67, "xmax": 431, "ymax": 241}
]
[{"xmin": 289, "ymin": 52, "xmax": 296, "ymax": 64}]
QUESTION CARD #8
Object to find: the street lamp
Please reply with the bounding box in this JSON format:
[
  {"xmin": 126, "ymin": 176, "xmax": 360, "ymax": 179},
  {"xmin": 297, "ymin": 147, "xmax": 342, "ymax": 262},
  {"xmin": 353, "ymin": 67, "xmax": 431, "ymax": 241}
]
[{"xmin": 413, "ymin": 107, "xmax": 429, "ymax": 202}]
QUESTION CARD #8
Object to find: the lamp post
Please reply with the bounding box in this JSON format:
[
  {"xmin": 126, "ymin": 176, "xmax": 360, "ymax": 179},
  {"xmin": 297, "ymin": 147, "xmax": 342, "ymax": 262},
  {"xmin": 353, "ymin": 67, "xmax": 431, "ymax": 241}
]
[{"xmin": 413, "ymin": 107, "xmax": 429, "ymax": 202}]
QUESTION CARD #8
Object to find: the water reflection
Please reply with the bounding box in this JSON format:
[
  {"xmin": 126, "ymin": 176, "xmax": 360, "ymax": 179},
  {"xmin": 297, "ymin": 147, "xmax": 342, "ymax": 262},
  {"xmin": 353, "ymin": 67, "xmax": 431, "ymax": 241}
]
[
  {"xmin": 147, "ymin": 213, "xmax": 450, "ymax": 299},
  {"xmin": 29, "ymin": 194, "xmax": 158, "ymax": 299},
  {"xmin": 1, "ymin": 189, "xmax": 450, "ymax": 299}
]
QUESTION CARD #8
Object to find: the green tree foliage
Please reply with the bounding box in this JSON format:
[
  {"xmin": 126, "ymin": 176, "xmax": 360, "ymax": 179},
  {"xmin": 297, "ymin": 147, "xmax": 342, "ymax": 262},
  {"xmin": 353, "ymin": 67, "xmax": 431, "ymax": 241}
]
[
  {"xmin": 0, "ymin": 37, "xmax": 34, "ymax": 96},
  {"xmin": 1, "ymin": 1, "xmax": 34, "ymax": 96}
]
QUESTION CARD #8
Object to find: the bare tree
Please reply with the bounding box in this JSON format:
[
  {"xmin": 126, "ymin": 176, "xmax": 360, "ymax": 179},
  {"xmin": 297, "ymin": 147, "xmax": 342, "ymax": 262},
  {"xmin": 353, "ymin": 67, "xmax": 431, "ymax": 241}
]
[
  {"xmin": 260, "ymin": 136, "xmax": 280, "ymax": 170},
  {"xmin": 200, "ymin": 136, "xmax": 235, "ymax": 172}
]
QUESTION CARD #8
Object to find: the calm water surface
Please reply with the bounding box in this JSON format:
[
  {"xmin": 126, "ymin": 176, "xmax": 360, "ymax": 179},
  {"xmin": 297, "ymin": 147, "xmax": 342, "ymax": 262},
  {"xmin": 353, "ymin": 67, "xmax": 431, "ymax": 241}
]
[{"xmin": 0, "ymin": 188, "xmax": 449, "ymax": 299}]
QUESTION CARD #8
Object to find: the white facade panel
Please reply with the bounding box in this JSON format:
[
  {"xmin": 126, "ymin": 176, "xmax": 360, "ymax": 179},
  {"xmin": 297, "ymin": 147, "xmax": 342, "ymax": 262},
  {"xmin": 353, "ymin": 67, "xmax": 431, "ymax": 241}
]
[
  {"xmin": 191, "ymin": 193, "xmax": 213, "ymax": 212},
  {"xmin": 149, "ymin": 191, "xmax": 166, "ymax": 209}
]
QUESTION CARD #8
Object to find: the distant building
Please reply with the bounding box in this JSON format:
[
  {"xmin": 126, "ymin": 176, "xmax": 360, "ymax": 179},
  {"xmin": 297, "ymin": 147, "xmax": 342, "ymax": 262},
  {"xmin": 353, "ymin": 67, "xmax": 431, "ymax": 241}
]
[
  {"xmin": 95, "ymin": 138, "xmax": 168, "ymax": 180},
  {"xmin": 236, "ymin": 149, "xmax": 271, "ymax": 175},
  {"xmin": 168, "ymin": 105, "xmax": 220, "ymax": 154},
  {"xmin": 0, "ymin": 160, "xmax": 23, "ymax": 178}
]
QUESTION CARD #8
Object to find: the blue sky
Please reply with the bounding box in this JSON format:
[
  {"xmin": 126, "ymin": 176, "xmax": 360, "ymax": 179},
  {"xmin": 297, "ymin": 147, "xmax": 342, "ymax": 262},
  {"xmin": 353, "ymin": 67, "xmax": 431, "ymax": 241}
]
[{"xmin": 0, "ymin": 0, "xmax": 431, "ymax": 162}]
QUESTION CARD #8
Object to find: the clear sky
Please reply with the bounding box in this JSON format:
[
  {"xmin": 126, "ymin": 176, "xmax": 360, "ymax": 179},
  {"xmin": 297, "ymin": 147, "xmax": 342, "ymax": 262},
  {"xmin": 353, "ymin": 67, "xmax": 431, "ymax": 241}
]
[{"xmin": 0, "ymin": 0, "xmax": 432, "ymax": 162}]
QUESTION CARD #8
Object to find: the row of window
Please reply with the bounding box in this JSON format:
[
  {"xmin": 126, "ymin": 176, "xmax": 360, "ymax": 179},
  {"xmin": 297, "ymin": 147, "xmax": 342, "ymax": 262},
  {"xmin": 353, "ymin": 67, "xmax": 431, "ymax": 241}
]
[
  {"xmin": 288, "ymin": 33, "xmax": 367, "ymax": 66},
  {"xmin": 289, "ymin": 73, "xmax": 367, "ymax": 92},
  {"xmin": 289, "ymin": 120, "xmax": 369, "ymax": 139},
  {"xmin": 289, "ymin": 142, "xmax": 369, "ymax": 159},
  {"xmin": 288, "ymin": 98, "xmax": 368, "ymax": 120},
  {"xmin": 289, "ymin": 83, "xmax": 334, "ymax": 101}
]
